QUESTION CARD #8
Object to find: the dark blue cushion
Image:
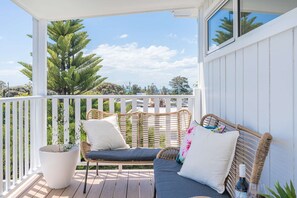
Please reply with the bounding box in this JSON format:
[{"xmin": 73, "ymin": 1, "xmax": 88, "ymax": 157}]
[
  {"xmin": 86, "ymin": 148, "xmax": 161, "ymax": 161},
  {"xmin": 154, "ymin": 159, "xmax": 230, "ymax": 198}
]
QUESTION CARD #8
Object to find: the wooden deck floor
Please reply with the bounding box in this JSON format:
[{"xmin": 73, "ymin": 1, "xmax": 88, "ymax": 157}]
[{"xmin": 9, "ymin": 170, "xmax": 154, "ymax": 198}]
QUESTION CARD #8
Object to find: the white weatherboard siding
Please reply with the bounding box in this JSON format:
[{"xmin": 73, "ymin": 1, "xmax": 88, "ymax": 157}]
[{"xmin": 200, "ymin": 4, "xmax": 297, "ymax": 190}]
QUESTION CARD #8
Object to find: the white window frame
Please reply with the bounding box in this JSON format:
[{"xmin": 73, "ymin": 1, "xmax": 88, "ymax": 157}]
[{"xmin": 205, "ymin": 0, "xmax": 238, "ymax": 55}]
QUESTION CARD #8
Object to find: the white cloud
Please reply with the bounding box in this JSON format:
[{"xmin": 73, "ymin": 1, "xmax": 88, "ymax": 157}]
[
  {"xmin": 90, "ymin": 43, "xmax": 198, "ymax": 86},
  {"xmin": 91, "ymin": 42, "xmax": 196, "ymax": 71},
  {"xmin": 168, "ymin": 33, "xmax": 178, "ymax": 39},
  {"xmin": 119, "ymin": 34, "xmax": 128, "ymax": 39},
  {"xmin": 0, "ymin": 61, "xmax": 15, "ymax": 65}
]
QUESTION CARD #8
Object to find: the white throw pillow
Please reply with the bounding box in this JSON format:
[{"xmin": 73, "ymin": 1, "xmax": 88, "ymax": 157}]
[
  {"xmin": 82, "ymin": 115, "xmax": 130, "ymax": 151},
  {"xmin": 178, "ymin": 125, "xmax": 239, "ymax": 194}
]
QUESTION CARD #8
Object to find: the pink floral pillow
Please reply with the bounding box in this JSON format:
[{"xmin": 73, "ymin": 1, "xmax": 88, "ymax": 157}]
[
  {"xmin": 176, "ymin": 122, "xmax": 226, "ymax": 164},
  {"xmin": 176, "ymin": 121, "xmax": 199, "ymax": 164}
]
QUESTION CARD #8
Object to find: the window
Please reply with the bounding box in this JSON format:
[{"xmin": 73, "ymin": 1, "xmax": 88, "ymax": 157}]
[
  {"xmin": 207, "ymin": 0, "xmax": 234, "ymax": 52},
  {"xmin": 239, "ymin": 0, "xmax": 297, "ymax": 35},
  {"xmin": 206, "ymin": 0, "xmax": 297, "ymax": 53}
]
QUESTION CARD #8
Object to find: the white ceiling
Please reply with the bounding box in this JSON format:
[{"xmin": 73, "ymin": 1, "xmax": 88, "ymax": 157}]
[{"xmin": 12, "ymin": 0, "xmax": 202, "ymax": 21}]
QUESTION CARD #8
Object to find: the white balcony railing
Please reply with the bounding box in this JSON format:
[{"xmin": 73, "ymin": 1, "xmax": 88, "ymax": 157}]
[
  {"xmin": 0, "ymin": 91, "xmax": 201, "ymax": 196},
  {"xmin": 0, "ymin": 96, "xmax": 44, "ymax": 195}
]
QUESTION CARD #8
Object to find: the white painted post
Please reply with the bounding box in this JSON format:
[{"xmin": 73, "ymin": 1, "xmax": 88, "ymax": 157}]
[
  {"xmin": 193, "ymin": 88, "xmax": 201, "ymax": 121},
  {"xmin": 32, "ymin": 18, "xmax": 48, "ymax": 169},
  {"xmin": 197, "ymin": 9, "xmax": 204, "ymax": 118}
]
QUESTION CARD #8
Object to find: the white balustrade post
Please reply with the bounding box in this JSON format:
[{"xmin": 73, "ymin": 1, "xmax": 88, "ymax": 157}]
[
  {"xmin": 193, "ymin": 88, "xmax": 201, "ymax": 121},
  {"xmin": 32, "ymin": 18, "xmax": 48, "ymax": 170}
]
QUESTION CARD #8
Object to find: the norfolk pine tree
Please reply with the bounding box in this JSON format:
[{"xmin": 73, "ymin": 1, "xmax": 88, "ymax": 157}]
[{"xmin": 19, "ymin": 20, "xmax": 106, "ymax": 95}]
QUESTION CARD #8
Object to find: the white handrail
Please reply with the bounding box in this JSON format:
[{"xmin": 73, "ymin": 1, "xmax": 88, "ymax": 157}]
[
  {"xmin": 0, "ymin": 95, "xmax": 44, "ymax": 102},
  {"xmin": 46, "ymin": 95, "xmax": 195, "ymax": 99}
]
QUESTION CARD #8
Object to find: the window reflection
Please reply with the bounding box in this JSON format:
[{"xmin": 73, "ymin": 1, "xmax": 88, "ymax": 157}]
[
  {"xmin": 208, "ymin": 0, "xmax": 234, "ymax": 52},
  {"xmin": 240, "ymin": 0, "xmax": 297, "ymax": 35}
]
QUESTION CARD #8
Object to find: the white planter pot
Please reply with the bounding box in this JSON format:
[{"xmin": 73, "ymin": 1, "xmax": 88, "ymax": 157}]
[{"xmin": 39, "ymin": 145, "xmax": 79, "ymax": 189}]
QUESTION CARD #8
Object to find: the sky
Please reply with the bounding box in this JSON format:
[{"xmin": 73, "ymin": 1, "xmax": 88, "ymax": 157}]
[{"xmin": 0, "ymin": 0, "xmax": 198, "ymax": 89}]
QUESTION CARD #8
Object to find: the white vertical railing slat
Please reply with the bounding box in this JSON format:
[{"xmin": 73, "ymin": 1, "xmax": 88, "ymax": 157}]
[
  {"xmin": 165, "ymin": 98, "xmax": 171, "ymax": 147},
  {"xmin": 188, "ymin": 97, "xmax": 194, "ymax": 117},
  {"xmin": 131, "ymin": 98, "xmax": 137, "ymax": 147},
  {"xmin": 75, "ymin": 98, "xmax": 81, "ymax": 163},
  {"xmin": 63, "ymin": 99, "xmax": 69, "ymax": 144},
  {"xmin": 24, "ymin": 100, "xmax": 29, "ymax": 176},
  {"xmin": 5, "ymin": 102, "xmax": 11, "ymax": 191},
  {"xmin": 18, "ymin": 101, "xmax": 23, "ymax": 180},
  {"xmin": 98, "ymin": 98, "xmax": 103, "ymax": 111},
  {"xmin": 154, "ymin": 98, "xmax": 160, "ymax": 148},
  {"xmin": 12, "ymin": 101, "xmax": 17, "ymax": 185},
  {"xmin": 75, "ymin": 98, "xmax": 81, "ymax": 145},
  {"xmin": 176, "ymin": 98, "xmax": 182, "ymax": 110},
  {"xmin": 120, "ymin": 98, "xmax": 126, "ymax": 140},
  {"xmin": 52, "ymin": 98, "xmax": 58, "ymax": 144},
  {"xmin": 86, "ymin": 98, "xmax": 92, "ymax": 114},
  {"xmin": 143, "ymin": 98, "xmax": 148, "ymax": 113},
  {"xmin": 30, "ymin": 100, "xmax": 36, "ymax": 171},
  {"xmin": 0, "ymin": 103, "xmax": 3, "ymax": 195},
  {"xmin": 143, "ymin": 98, "xmax": 149, "ymax": 147},
  {"xmin": 109, "ymin": 98, "xmax": 114, "ymax": 113}
]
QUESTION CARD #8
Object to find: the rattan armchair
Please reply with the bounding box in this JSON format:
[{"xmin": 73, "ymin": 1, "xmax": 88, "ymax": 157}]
[{"xmin": 81, "ymin": 109, "xmax": 192, "ymax": 193}]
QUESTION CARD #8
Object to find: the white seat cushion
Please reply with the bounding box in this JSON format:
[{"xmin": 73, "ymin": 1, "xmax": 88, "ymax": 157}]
[
  {"xmin": 178, "ymin": 125, "xmax": 239, "ymax": 194},
  {"xmin": 82, "ymin": 115, "xmax": 130, "ymax": 151}
]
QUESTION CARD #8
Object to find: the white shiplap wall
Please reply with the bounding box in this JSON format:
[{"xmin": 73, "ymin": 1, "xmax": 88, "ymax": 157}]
[{"xmin": 200, "ymin": 3, "xmax": 297, "ymax": 190}]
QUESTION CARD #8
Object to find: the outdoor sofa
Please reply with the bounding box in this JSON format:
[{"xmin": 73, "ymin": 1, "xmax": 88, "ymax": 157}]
[{"xmin": 154, "ymin": 114, "xmax": 272, "ymax": 198}]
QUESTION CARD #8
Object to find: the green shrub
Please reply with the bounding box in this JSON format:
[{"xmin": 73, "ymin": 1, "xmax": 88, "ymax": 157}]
[{"xmin": 261, "ymin": 181, "xmax": 296, "ymax": 198}]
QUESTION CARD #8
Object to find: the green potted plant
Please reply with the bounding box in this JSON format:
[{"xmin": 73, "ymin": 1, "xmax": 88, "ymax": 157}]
[{"xmin": 261, "ymin": 181, "xmax": 296, "ymax": 198}]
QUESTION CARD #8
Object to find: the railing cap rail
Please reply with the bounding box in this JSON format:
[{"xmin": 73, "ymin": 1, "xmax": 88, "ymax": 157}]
[
  {"xmin": 0, "ymin": 95, "xmax": 44, "ymax": 102},
  {"xmin": 46, "ymin": 95, "xmax": 195, "ymax": 99}
]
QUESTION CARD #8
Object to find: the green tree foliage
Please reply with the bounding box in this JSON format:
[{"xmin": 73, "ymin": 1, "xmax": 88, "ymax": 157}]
[
  {"xmin": 240, "ymin": 13, "xmax": 263, "ymax": 35},
  {"xmin": 213, "ymin": 12, "xmax": 263, "ymax": 45},
  {"xmin": 169, "ymin": 76, "xmax": 191, "ymax": 95},
  {"xmin": 19, "ymin": 20, "xmax": 106, "ymax": 95},
  {"xmin": 130, "ymin": 84, "xmax": 142, "ymax": 95},
  {"xmin": 0, "ymin": 80, "xmax": 6, "ymax": 97},
  {"xmin": 160, "ymin": 86, "xmax": 170, "ymax": 95},
  {"xmin": 145, "ymin": 83, "xmax": 159, "ymax": 95},
  {"xmin": 96, "ymin": 82, "xmax": 125, "ymax": 95},
  {"xmin": 213, "ymin": 12, "xmax": 233, "ymax": 45}
]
